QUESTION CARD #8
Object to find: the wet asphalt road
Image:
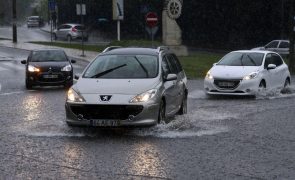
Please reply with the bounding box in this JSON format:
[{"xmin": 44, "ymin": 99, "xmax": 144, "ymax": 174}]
[{"xmin": 1, "ymin": 47, "xmax": 295, "ymax": 179}]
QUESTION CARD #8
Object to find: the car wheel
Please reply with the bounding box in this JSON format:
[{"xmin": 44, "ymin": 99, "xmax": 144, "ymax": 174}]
[
  {"xmin": 158, "ymin": 100, "xmax": 166, "ymax": 124},
  {"xmin": 26, "ymin": 80, "xmax": 32, "ymax": 90},
  {"xmin": 67, "ymin": 35, "xmax": 72, "ymax": 42},
  {"xmin": 284, "ymin": 78, "xmax": 290, "ymax": 88},
  {"xmin": 258, "ymin": 80, "xmax": 266, "ymax": 90},
  {"xmin": 178, "ymin": 92, "xmax": 187, "ymax": 115}
]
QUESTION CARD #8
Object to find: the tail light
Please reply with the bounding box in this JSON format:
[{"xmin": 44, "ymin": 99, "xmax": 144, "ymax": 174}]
[{"xmin": 71, "ymin": 27, "xmax": 77, "ymax": 32}]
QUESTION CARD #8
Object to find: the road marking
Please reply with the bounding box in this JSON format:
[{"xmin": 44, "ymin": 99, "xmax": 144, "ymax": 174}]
[
  {"xmin": 0, "ymin": 91, "xmax": 24, "ymax": 96},
  {"xmin": 2, "ymin": 62, "xmax": 24, "ymax": 70}
]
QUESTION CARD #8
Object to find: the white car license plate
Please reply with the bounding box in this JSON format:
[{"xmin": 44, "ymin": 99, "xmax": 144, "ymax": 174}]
[
  {"xmin": 91, "ymin": 120, "xmax": 120, "ymax": 127},
  {"xmin": 219, "ymin": 82, "xmax": 234, "ymax": 87},
  {"xmin": 43, "ymin": 74, "xmax": 58, "ymax": 78}
]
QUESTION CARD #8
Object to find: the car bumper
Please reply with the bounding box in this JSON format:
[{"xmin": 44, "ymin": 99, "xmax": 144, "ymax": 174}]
[
  {"xmin": 27, "ymin": 71, "xmax": 73, "ymax": 86},
  {"xmin": 65, "ymin": 102, "xmax": 159, "ymax": 127},
  {"xmin": 204, "ymin": 78, "xmax": 261, "ymax": 95}
]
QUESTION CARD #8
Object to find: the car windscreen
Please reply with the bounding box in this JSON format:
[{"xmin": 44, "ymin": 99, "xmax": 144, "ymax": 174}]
[
  {"xmin": 83, "ymin": 55, "xmax": 159, "ymax": 79},
  {"xmin": 28, "ymin": 17, "xmax": 39, "ymax": 21},
  {"xmin": 30, "ymin": 51, "xmax": 68, "ymax": 62},
  {"xmin": 217, "ymin": 52, "xmax": 264, "ymax": 66}
]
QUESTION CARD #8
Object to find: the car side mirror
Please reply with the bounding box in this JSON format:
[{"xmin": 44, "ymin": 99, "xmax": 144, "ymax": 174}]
[
  {"xmin": 71, "ymin": 59, "xmax": 76, "ymax": 63},
  {"xmin": 165, "ymin": 74, "xmax": 177, "ymax": 81},
  {"xmin": 21, "ymin": 60, "xmax": 27, "ymax": 64},
  {"xmin": 267, "ymin": 64, "xmax": 276, "ymax": 70},
  {"xmin": 74, "ymin": 74, "xmax": 81, "ymax": 80}
]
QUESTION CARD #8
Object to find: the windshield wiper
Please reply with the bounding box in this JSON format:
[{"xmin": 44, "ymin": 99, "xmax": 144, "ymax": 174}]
[
  {"xmin": 90, "ymin": 64, "xmax": 127, "ymax": 78},
  {"xmin": 134, "ymin": 56, "xmax": 149, "ymax": 77}
]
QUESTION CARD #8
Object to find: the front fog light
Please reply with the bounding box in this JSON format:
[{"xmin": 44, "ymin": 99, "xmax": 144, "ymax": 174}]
[
  {"xmin": 67, "ymin": 88, "xmax": 85, "ymax": 102},
  {"xmin": 130, "ymin": 89, "xmax": 157, "ymax": 103}
]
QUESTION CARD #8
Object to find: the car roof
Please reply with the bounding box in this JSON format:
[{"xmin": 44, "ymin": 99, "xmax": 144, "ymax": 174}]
[
  {"xmin": 101, "ymin": 47, "xmax": 159, "ymax": 56},
  {"xmin": 62, "ymin": 23, "xmax": 84, "ymax": 26},
  {"xmin": 31, "ymin": 49, "xmax": 65, "ymax": 52},
  {"xmin": 233, "ymin": 50, "xmax": 276, "ymax": 54}
]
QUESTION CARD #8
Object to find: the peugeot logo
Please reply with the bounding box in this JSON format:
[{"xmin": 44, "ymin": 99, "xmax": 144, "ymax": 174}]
[{"xmin": 100, "ymin": 95, "xmax": 112, "ymax": 102}]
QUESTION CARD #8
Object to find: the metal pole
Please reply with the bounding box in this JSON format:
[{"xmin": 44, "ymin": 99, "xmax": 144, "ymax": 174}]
[
  {"xmin": 81, "ymin": 1, "xmax": 85, "ymax": 57},
  {"xmin": 289, "ymin": 0, "xmax": 295, "ymax": 73},
  {"xmin": 12, "ymin": 0, "xmax": 17, "ymax": 43},
  {"xmin": 117, "ymin": 20, "xmax": 121, "ymax": 41}
]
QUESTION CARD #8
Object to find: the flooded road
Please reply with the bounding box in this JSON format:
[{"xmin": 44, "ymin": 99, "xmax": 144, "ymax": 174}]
[{"xmin": 1, "ymin": 48, "xmax": 295, "ymax": 179}]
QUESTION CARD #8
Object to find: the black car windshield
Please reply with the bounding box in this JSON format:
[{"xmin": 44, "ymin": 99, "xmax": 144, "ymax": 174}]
[
  {"xmin": 217, "ymin": 52, "xmax": 264, "ymax": 66},
  {"xmin": 30, "ymin": 50, "xmax": 68, "ymax": 62},
  {"xmin": 83, "ymin": 55, "xmax": 159, "ymax": 79}
]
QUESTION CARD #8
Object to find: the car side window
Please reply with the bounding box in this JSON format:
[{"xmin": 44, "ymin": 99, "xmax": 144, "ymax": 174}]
[
  {"xmin": 271, "ymin": 54, "xmax": 283, "ymax": 67},
  {"xmin": 265, "ymin": 41, "xmax": 279, "ymax": 48},
  {"xmin": 161, "ymin": 56, "xmax": 171, "ymax": 78},
  {"xmin": 278, "ymin": 41, "xmax": 289, "ymax": 48},
  {"xmin": 264, "ymin": 54, "xmax": 272, "ymax": 69},
  {"xmin": 170, "ymin": 54, "xmax": 183, "ymax": 72},
  {"xmin": 166, "ymin": 54, "xmax": 179, "ymax": 74}
]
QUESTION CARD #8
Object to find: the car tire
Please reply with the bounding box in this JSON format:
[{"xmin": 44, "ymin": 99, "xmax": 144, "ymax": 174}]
[
  {"xmin": 284, "ymin": 78, "xmax": 290, "ymax": 88},
  {"xmin": 67, "ymin": 35, "xmax": 72, "ymax": 42},
  {"xmin": 258, "ymin": 80, "xmax": 266, "ymax": 90},
  {"xmin": 158, "ymin": 100, "xmax": 166, "ymax": 124},
  {"xmin": 26, "ymin": 80, "xmax": 32, "ymax": 90},
  {"xmin": 178, "ymin": 92, "xmax": 187, "ymax": 115}
]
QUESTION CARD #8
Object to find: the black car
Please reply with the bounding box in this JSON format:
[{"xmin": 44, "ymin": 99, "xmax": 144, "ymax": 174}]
[{"xmin": 21, "ymin": 49, "xmax": 75, "ymax": 89}]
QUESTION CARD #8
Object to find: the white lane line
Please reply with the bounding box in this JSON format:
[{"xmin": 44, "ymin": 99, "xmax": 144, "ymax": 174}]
[
  {"xmin": 0, "ymin": 91, "xmax": 24, "ymax": 96},
  {"xmin": 2, "ymin": 62, "xmax": 24, "ymax": 70}
]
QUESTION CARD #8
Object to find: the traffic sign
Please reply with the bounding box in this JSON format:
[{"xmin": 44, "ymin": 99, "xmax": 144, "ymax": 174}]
[
  {"xmin": 48, "ymin": 0, "xmax": 56, "ymax": 12},
  {"xmin": 145, "ymin": 12, "xmax": 158, "ymax": 28}
]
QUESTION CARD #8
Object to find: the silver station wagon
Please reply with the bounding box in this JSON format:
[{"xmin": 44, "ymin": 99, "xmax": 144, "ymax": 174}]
[{"xmin": 65, "ymin": 47, "xmax": 188, "ymax": 127}]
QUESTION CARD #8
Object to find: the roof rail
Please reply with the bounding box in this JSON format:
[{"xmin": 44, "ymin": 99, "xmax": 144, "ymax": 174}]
[
  {"xmin": 157, "ymin": 46, "xmax": 170, "ymax": 53},
  {"xmin": 102, "ymin": 46, "xmax": 122, "ymax": 53}
]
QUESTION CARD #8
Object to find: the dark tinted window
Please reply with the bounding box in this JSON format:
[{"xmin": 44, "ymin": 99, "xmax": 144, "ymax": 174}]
[
  {"xmin": 30, "ymin": 50, "xmax": 67, "ymax": 62},
  {"xmin": 75, "ymin": 25, "xmax": 85, "ymax": 30},
  {"xmin": 165, "ymin": 54, "xmax": 179, "ymax": 73},
  {"xmin": 279, "ymin": 41, "xmax": 289, "ymax": 48},
  {"xmin": 161, "ymin": 56, "xmax": 171, "ymax": 77},
  {"xmin": 265, "ymin": 41, "xmax": 279, "ymax": 48},
  {"xmin": 218, "ymin": 52, "xmax": 264, "ymax": 66},
  {"xmin": 272, "ymin": 54, "xmax": 283, "ymax": 66},
  {"xmin": 264, "ymin": 54, "xmax": 273, "ymax": 69}
]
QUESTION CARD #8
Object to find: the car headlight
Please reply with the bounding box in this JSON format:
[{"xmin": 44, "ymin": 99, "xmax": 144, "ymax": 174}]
[
  {"xmin": 243, "ymin": 72, "xmax": 259, "ymax": 80},
  {"xmin": 28, "ymin": 65, "xmax": 40, "ymax": 72},
  {"xmin": 130, "ymin": 89, "xmax": 157, "ymax": 103},
  {"xmin": 205, "ymin": 71, "xmax": 213, "ymax": 79},
  {"xmin": 61, "ymin": 64, "xmax": 72, "ymax": 72},
  {"xmin": 67, "ymin": 88, "xmax": 85, "ymax": 102}
]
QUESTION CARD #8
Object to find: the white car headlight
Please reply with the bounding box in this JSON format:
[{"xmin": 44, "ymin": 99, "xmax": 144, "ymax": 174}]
[
  {"xmin": 243, "ymin": 72, "xmax": 259, "ymax": 80},
  {"xmin": 205, "ymin": 71, "xmax": 213, "ymax": 79},
  {"xmin": 28, "ymin": 65, "xmax": 40, "ymax": 72},
  {"xmin": 130, "ymin": 89, "xmax": 157, "ymax": 103},
  {"xmin": 61, "ymin": 64, "xmax": 72, "ymax": 72},
  {"xmin": 67, "ymin": 88, "xmax": 85, "ymax": 102}
]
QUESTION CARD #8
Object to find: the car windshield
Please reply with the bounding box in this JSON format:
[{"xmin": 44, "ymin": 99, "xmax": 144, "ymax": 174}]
[
  {"xmin": 217, "ymin": 52, "xmax": 264, "ymax": 66},
  {"xmin": 83, "ymin": 55, "xmax": 158, "ymax": 79},
  {"xmin": 30, "ymin": 50, "xmax": 67, "ymax": 62},
  {"xmin": 28, "ymin": 17, "xmax": 39, "ymax": 21}
]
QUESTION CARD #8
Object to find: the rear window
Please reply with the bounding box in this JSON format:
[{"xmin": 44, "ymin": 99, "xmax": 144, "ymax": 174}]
[{"xmin": 30, "ymin": 50, "xmax": 67, "ymax": 62}]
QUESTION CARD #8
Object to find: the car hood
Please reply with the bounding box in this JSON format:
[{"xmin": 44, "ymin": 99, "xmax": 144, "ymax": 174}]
[
  {"xmin": 29, "ymin": 61, "xmax": 69, "ymax": 68},
  {"xmin": 210, "ymin": 65, "xmax": 260, "ymax": 79},
  {"xmin": 76, "ymin": 78, "xmax": 160, "ymax": 95}
]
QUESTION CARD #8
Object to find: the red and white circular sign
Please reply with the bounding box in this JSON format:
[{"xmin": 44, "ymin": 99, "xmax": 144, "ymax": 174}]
[{"xmin": 145, "ymin": 12, "xmax": 158, "ymax": 28}]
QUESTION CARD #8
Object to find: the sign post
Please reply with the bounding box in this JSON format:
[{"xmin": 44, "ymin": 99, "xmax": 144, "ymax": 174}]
[
  {"xmin": 48, "ymin": 0, "xmax": 56, "ymax": 43},
  {"xmin": 76, "ymin": 3, "xmax": 86, "ymax": 57},
  {"xmin": 145, "ymin": 12, "xmax": 158, "ymax": 47},
  {"xmin": 113, "ymin": 0, "xmax": 124, "ymax": 41}
]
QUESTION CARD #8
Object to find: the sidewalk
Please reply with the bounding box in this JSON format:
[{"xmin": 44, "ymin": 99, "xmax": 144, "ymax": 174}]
[{"xmin": 0, "ymin": 40, "xmax": 99, "ymax": 62}]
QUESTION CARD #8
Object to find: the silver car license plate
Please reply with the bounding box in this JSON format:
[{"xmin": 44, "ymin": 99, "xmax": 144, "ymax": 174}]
[
  {"xmin": 218, "ymin": 82, "xmax": 234, "ymax": 87},
  {"xmin": 91, "ymin": 120, "xmax": 120, "ymax": 127}
]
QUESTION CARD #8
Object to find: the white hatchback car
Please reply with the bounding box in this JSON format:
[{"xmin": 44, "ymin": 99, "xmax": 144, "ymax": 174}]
[{"xmin": 204, "ymin": 50, "xmax": 291, "ymax": 96}]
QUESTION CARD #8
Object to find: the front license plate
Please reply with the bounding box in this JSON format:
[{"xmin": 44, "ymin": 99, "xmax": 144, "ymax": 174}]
[
  {"xmin": 91, "ymin": 120, "xmax": 120, "ymax": 127},
  {"xmin": 218, "ymin": 82, "xmax": 234, "ymax": 87},
  {"xmin": 43, "ymin": 74, "xmax": 58, "ymax": 78}
]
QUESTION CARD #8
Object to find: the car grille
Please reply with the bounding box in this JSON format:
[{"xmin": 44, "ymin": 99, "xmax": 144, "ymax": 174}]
[
  {"xmin": 70, "ymin": 105, "xmax": 144, "ymax": 120},
  {"xmin": 214, "ymin": 79, "xmax": 241, "ymax": 90}
]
